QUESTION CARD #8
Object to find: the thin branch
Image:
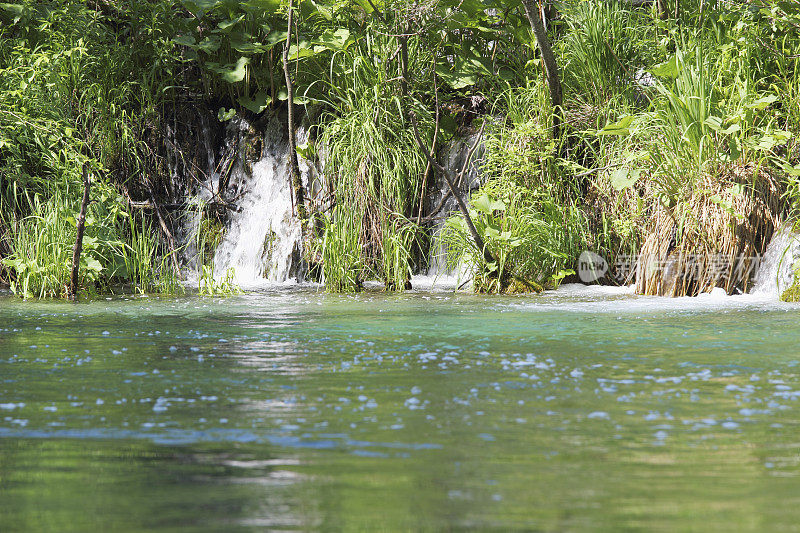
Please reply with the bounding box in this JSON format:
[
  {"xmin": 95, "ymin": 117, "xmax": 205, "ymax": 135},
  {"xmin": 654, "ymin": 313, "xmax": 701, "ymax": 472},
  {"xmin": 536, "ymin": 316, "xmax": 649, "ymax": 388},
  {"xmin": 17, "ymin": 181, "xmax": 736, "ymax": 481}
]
[{"xmin": 410, "ymin": 114, "xmax": 494, "ymax": 265}]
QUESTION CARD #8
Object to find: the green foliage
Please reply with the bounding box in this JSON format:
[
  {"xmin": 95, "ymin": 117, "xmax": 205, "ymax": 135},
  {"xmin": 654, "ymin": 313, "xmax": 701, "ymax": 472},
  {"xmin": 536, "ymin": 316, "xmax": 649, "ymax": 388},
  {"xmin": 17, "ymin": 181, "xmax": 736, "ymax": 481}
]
[
  {"xmin": 319, "ymin": 206, "xmax": 364, "ymax": 292},
  {"xmin": 560, "ymin": 0, "xmax": 653, "ymax": 105},
  {"xmin": 0, "ymin": 0, "xmax": 186, "ymax": 297},
  {"xmin": 4, "ymin": 0, "xmax": 800, "ymax": 297},
  {"xmin": 442, "ymin": 87, "xmax": 587, "ymax": 292},
  {"xmin": 122, "ymin": 213, "xmax": 183, "ymax": 296},
  {"xmin": 781, "ymin": 249, "xmax": 800, "ymax": 303},
  {"xmin": 315, "ymin": 32, "xmax": 433, "ymax": 291},
  {"xmin": 189, "ymin": 201, "xmax": 240, "ymax": 295},
  {"xmin": 199, "ymin": 264, "xmax": 241, "ymax": 296}
]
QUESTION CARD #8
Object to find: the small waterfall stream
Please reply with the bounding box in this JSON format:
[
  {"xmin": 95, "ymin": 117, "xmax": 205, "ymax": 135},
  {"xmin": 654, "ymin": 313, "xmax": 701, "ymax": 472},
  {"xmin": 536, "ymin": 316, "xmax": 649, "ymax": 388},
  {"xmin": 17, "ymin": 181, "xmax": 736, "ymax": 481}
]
[
  {"xmin": 414, "ymin": 132, "xmax": 485, "ymax": 287},
  {"xmin": 212, "ymin": 118, "xmax": 302, "ymax": 286},
  {"xmin": 181, "ymin": 113, "xmax": 800, "ymax": 297},
  {"xmin": 186, "ymin": 113, "xmax": 315, "ymax": 287},
  {"xmin": 752, "ymin": 224, "xmax": 800, "ymax": 297}
]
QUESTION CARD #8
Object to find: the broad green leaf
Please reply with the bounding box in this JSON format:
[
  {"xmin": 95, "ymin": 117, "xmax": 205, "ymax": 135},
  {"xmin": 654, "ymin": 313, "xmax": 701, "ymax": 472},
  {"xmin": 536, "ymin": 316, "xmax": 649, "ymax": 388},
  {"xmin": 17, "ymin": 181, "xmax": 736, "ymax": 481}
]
[
  {"xmin": 446, "ymin": 216, "xmax": 468, "ymax": 234},
  {"xmin": 498, "ymin": 66, "xmax": 516, "ymax": 81},
  {"xmin": 455, "ymin": 0, "xmax": 486, "ymax": 16},
  {"xmin": 598, "ymin": 115, "xmax": 634, "ymax": 136},
  {"xmin": 304, "ymin": 0, "xmax": 333, "ymax": 20},
  {"xmin": 218, "ymin": 107, "xmax": 236, "ymax": 121},
  {"xmin": 215, "ymin": 15, "xmax": 244, "ymax": 33},
  {"xmin": 705, "ymin": 116, "xmax": 740, "ymax": 135},
  {"xmin": 197, "ymin": 36, "xmax": 221, "ymax": 54},
  {"xmin": 551, "ymin": 269, "xmax": 575, "ymax": 282},
  {"xmin": 172, "ymin": 34, "xmax": 197, "ymax": 47},
  {"xmin": 242, "ymin": 0, "xmax": 281, "ymax": 13},
  {"xmin": 265, "ymin": 30, "xmax": 288, "ymax": 47},
  {"xmin": 238, "ymin": 91, "xmax": 271, "ymax": 113},
  {"xmin": 220, "ymin": 57, "xmax": 249, "ymax": 83},
  {"xmin": 746, "ymin": 94, "xmax": 778, "ymax": 110},
  {"xmin": 749, "ymin": 130, "xmax": 791, "ymax": 152},
  {"xmin": 181, "ymin": 0, "xmax": 221, "ymax": 18},
  {"xmin": 705, "ymin": 115, "xmax": 723, "ymax": 130},
  {"xmin": 232, "ymin": 36, "xmax": 266, "ymax": 54},
  {"xmin": 484, "ymin": 226, "xmax": 501, "ymax": 238},
  {"xmin": 84, "ymin": 257, "xmax": 103, "ymax": 273},
  {"xmin": 609, "ymin": 168, "xmax": 641, "ymax": 191},
  {"xmin": 438, "ymin": 115, "xmax": 458, "ymax": 140},
  {"xmin": 0, "ymin": 3, "xmax": 24, "ymax": 24},
  {"xmin": 473, "ymin": 194, "xmax": 506, "ymax": 214},
  {"xmin": 436, "ymin": 62, "xmax": 477, "ymax": 90},
  {"xmin": 296, "ymin": 142, "xmax": 316, "ymax": 160},
  {"xmin": 650, "ymin": 56, "xmax": 678, "ymax": 78},
  {"xmin": 288, "ymin": 41, "xmax": 316, "ymax": 60},
  {"xmin": 276, "ymin": 88, "xmax": 311, "ymax": 104},
  {"xmin": 314, "ymin": 28, "xmax": 351, "ymax": 52},
  {"xmin": 354, "ymin": 0, "xmax": 384, "ymax": 14},
  {"xmin": 722, "ymin": 123, "xmax": 741, "ymax": 135}
]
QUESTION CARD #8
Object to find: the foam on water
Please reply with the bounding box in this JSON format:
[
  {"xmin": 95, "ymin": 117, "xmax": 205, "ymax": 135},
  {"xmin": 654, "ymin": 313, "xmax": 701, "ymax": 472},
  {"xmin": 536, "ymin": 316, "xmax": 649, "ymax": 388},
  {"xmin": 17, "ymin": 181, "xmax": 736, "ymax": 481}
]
[{"xmin": 507, "ymin": 283, "xmax": 792, "ymax": 314}]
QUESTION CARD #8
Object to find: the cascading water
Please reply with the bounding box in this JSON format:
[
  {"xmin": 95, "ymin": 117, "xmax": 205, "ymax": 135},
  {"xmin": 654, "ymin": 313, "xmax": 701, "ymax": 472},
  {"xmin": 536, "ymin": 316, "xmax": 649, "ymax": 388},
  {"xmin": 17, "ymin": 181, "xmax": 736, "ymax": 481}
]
[
  {"xmin": 186, "ymin": 113, "xmax": 316, "ymax": 288},
  {"xmin": 413, "ymin": 133, "xmax": 484, "ymax": 288},
  {"xmin": 752, "ymin": 224, "xmax": 800, "ymax": 297}
]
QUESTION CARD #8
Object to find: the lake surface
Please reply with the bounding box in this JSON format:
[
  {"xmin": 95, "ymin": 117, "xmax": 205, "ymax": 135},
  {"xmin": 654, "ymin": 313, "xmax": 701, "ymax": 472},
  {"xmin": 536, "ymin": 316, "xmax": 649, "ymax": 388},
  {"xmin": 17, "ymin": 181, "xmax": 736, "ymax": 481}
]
[{"xmin": 2, "ymin": 284, "xmax": 800, "ymax": 531}]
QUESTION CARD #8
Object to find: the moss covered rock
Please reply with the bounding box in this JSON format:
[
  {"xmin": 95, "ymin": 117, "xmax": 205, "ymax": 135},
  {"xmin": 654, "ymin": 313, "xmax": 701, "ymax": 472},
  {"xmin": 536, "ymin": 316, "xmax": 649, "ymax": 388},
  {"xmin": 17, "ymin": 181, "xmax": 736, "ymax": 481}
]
[{"xmin": 781, "ymin": 279, "xmax": 800, "ymax": 302}]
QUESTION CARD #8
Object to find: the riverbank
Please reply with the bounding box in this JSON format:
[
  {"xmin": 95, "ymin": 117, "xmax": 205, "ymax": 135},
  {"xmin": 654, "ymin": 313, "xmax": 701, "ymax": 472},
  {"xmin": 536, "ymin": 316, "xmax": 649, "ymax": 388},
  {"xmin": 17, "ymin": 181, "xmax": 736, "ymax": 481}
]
[{"xmin": 2, "ymin": 1, "xmax": 800, "ymax": 298}]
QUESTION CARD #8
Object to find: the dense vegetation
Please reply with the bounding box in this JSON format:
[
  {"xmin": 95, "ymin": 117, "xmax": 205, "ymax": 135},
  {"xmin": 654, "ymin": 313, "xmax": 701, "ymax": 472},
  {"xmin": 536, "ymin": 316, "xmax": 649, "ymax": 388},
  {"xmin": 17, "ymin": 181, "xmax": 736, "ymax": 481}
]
[{"xmin": 2, "ymin": 0, "xmax": 800, "ymax": 298}]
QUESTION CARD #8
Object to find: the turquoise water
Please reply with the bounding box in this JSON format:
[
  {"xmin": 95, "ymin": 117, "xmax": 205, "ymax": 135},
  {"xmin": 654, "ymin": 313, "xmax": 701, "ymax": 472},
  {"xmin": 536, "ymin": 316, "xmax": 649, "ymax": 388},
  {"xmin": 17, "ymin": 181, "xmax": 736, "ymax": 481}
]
[{"xmin": 2, "ymin": 285, "xmax": 800, "ymax": 531}]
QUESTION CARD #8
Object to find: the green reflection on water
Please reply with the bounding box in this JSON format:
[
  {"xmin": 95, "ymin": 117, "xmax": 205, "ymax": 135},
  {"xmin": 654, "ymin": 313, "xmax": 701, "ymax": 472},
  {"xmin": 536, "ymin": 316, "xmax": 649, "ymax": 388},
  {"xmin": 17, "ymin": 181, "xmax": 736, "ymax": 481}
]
[{"xmin": 1, "ymin": 289, "xmax": 800, "ymax": 531}]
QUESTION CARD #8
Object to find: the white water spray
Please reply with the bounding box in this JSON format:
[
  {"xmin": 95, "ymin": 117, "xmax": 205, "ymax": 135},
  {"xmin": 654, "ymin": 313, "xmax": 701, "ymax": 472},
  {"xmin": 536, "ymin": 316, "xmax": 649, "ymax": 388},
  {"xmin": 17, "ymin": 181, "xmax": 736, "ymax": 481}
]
[
  {"xmin": 187, "ymin": 114, "xmax": 314, "ymax": 288},
  {"xmin": 752, "ymin": 224, "xmax": 800, "ymax": 297},
  {"xmin": 413, "ymin": 133, "xmax": 484, "ymax": 289}
]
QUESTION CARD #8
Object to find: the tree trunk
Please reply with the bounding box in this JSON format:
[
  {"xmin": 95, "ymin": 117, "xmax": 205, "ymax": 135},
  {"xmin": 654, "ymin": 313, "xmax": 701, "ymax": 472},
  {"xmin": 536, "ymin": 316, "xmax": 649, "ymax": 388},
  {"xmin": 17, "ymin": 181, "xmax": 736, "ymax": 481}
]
[
  {"xmin": 282, "ymin": 0, "xmax": 308, "ymax": 233},
  {"xmin": 520, "ymin": 0, "xmax": 563, "ymax": 137},
  {"xmin": 69, "ymin": 166, "xmax": 91, "ymax": 300}
]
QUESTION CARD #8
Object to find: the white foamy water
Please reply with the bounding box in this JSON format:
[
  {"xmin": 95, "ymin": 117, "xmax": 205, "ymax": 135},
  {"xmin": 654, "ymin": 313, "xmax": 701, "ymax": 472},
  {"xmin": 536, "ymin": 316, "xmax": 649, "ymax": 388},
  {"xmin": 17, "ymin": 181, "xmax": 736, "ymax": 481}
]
[
  {"xmin": 752, "ymin": 224, "xmax": 800, "ymax": 297},
  {"xmin": 505, "ymin": 283, "xmax": 793, "ymax": 314},
  {"xmin": 186, "ymin": 115, "xmax": 316, "ymax": 289},
  {"xmin": 410, "ymin": 273, "xmax": 464, "ymax": 292}
]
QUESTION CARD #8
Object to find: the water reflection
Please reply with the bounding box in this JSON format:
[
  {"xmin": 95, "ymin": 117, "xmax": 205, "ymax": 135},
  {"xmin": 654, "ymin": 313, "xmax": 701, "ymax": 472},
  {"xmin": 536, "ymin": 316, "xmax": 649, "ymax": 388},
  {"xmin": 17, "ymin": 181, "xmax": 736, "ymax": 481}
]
[{"xmin": 2, "ymin": 290, "xmax": 800, "ymax": 530}]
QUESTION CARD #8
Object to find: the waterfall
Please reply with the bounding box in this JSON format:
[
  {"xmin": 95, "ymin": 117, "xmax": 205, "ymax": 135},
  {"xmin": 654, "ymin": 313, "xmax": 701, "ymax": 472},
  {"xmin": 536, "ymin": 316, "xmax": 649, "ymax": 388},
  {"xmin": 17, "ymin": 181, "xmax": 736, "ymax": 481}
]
[
  {"xmin": 752, "ymin": 224, "xmax": 800, "ymax": 297},
  {"xmin": 413, "ymin": 132, "xmax": 484, "ymax": 288},
  {"xmin": 180, "ymin": 113, "xmax": 486, "ymax": 290},
  {"xmin": 187, "ymin": 113, "xmax": 316, "ymax": 288}
]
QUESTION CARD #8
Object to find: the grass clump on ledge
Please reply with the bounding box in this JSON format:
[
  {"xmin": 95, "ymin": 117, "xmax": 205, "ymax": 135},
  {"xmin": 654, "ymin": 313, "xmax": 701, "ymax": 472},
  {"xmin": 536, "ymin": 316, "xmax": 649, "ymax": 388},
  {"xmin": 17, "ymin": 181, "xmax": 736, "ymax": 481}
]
[{"xmin": 782, "ymin": 279, "xmax": 800, "ymax": 302}]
